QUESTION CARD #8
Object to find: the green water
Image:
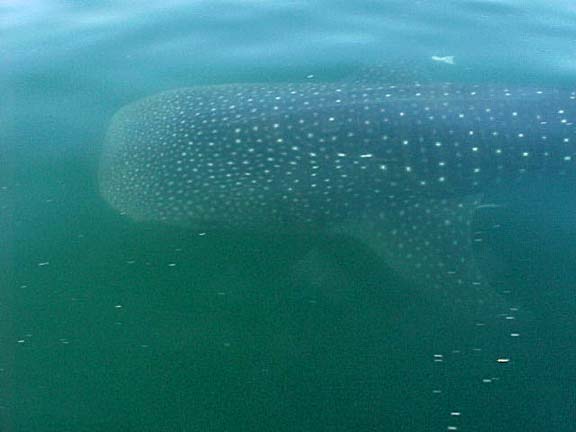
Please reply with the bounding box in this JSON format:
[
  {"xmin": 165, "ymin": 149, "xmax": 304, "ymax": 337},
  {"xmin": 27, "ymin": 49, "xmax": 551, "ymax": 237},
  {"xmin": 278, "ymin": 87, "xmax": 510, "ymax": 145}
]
[{"xmin": 2, "ymin": 1, "xmax": 575, "ymax": 431}]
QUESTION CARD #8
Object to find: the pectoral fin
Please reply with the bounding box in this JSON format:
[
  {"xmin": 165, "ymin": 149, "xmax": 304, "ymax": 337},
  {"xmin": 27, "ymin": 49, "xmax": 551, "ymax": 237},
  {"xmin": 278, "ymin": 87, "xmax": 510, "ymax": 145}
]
[{"xmin": 329, "ymin": 195, "xmax": 501, "ymax": 313}]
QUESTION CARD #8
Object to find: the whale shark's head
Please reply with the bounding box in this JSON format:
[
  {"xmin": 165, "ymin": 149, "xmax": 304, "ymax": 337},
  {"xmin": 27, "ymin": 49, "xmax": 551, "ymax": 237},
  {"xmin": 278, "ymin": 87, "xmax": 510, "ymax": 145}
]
[
  {"xmin": 99, "ymin": 86, "xmax": 308, "ymax": 231},
  {"xmin": 99, "ymin": 84, "xmax": 377, "ymax": 232}
]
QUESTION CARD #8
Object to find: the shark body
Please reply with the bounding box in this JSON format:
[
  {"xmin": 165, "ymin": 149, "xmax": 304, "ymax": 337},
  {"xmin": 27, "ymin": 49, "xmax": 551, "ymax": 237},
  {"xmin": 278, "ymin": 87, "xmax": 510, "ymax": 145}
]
[{"xmin": 99, "ymin": 81, "xmax": 576, "ymax": 297}]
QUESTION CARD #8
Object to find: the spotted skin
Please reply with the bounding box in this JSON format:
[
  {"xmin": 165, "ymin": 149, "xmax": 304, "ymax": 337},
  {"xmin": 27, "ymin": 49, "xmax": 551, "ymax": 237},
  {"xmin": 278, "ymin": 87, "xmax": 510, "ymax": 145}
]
[{"xmin": 99, "ymin": 82, "xmax": 576, "ymax": 294}]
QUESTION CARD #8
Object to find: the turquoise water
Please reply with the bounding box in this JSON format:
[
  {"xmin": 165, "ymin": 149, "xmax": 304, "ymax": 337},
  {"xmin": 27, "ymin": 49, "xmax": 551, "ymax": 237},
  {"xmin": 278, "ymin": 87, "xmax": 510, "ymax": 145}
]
[{"xmin": 2, "ymin": 1, "xmax": 575, "ymax": 431}]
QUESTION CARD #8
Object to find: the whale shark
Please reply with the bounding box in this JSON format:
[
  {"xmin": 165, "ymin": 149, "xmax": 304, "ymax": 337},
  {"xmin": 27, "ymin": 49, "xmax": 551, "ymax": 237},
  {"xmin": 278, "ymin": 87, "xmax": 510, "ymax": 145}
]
[
  {"xmin": 98, "ymin": 80, "xmax": 576, "ymax": 306},
  {"xmin": 98, "ymin": 76, "xmax": 576, "ymax": 430}
]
